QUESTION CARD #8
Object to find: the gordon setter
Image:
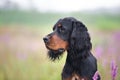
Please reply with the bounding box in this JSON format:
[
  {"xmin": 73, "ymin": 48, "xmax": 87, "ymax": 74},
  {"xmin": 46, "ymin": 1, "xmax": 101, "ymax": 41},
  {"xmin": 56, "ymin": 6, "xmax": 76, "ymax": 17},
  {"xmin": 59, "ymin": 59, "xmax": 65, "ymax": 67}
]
[{"xmin": 43, "ymin": 17, "xmax": 100, "ymax": 80}]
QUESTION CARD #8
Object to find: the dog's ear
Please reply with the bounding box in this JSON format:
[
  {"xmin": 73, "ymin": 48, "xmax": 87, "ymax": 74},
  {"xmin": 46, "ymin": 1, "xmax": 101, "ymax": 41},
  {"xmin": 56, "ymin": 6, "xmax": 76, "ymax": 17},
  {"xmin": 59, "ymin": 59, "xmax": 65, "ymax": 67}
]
[{"xmin": 70, "ymin": 21, "xmax": 92, "ymax": 51}]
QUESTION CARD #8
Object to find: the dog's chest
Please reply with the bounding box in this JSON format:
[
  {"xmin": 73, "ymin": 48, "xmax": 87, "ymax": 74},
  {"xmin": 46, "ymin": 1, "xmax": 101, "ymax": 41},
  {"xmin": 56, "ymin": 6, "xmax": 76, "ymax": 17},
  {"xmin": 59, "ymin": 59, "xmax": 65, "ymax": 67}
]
[
  {"xmin": 71, "ymin": 74, "xmax": 81, "ymax": 80},
  {"xmin": 66, "ymin": 73, "xmax": 87, "ymax": 80}
]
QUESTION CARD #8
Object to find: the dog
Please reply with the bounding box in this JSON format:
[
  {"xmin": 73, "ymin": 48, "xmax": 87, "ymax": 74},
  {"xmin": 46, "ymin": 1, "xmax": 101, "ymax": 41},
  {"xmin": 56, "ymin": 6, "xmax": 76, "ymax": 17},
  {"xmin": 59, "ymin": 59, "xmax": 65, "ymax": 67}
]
[{"xmin": 43, "ymin": 17, "xmax": 100, "ymax": 80}]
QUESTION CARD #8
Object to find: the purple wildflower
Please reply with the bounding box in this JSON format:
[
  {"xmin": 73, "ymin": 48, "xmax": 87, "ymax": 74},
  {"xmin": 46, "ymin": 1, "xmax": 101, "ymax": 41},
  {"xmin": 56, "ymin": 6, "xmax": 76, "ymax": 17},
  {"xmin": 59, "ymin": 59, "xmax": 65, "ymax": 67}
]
[
  {"xmin": 114, "ymin": 32, "xmax": 120, "ymax": 40},
  {"xmin": 108, "ymin": 47, "xmax": 116, "ymax": 55},
  {"xmin": 95, "ymin": 46, "xmax": 103, "ymax": 58},
  {"xmin": 111, "ymin": 61, "xmax": 118, "ymax": 80},
  {"xmin": 92, "ymin": 71, "xmax": 99, "ymax": 80}
]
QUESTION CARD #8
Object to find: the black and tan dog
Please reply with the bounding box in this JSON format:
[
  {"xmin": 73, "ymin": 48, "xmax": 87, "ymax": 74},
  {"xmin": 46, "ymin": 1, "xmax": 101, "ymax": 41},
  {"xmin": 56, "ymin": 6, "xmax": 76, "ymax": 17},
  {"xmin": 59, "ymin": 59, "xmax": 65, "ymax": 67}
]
[{"xmin": 43, "ymin": 17, "xmax": 100, "ymax": 80}]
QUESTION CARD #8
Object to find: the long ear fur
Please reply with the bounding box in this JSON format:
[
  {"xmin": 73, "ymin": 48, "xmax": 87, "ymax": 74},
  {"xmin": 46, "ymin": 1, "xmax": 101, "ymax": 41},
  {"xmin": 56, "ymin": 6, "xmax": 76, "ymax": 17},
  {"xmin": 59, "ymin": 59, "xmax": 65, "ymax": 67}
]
[{"xmin": 70, "ymin": 21, "xmax": 92, "ymax": 51}]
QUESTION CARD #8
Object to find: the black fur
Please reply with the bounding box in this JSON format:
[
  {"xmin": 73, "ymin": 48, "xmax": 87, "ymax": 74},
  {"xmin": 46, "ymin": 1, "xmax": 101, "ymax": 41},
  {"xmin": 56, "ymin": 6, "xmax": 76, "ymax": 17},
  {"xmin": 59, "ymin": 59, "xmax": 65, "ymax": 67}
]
[
  {"xmin": 43, "ymin": 17, "xmax": 100, "ymax": 80},
  {"xmin": 48, "ymin": 49, "xmax": 64, "ymax": 61}
]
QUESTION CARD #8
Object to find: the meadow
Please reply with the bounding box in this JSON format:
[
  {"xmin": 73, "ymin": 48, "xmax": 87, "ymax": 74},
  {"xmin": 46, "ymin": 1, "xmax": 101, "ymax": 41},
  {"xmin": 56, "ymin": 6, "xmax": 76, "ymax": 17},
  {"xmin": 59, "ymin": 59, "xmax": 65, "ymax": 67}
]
[{"xmin": 0, "ymin": 10, "xmax": 120, "ymax": 80}]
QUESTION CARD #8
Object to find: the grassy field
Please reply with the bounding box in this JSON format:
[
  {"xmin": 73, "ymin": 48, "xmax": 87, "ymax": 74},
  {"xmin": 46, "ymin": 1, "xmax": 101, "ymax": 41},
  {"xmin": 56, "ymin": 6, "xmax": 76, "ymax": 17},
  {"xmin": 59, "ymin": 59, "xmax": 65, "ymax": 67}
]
[{"xmin": 0, "ymin": 10, "xmax": 120, "ymax": 80}]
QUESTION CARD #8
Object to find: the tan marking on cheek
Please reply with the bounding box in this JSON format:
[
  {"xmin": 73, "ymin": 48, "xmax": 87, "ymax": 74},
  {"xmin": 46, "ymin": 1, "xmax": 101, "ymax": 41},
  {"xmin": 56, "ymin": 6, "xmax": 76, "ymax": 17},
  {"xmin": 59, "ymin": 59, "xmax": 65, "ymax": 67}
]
[{"xmin": 47, "ymin": 34, "xmax": 68, "ymax": 50}]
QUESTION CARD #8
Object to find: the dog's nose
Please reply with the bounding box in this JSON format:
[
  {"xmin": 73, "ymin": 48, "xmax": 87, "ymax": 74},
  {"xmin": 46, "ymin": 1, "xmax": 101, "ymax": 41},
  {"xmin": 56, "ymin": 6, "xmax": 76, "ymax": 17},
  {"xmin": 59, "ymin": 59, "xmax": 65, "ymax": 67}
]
[{"xmin": 43, "ymin": 37, "xmax": 49, "ymax": 43}]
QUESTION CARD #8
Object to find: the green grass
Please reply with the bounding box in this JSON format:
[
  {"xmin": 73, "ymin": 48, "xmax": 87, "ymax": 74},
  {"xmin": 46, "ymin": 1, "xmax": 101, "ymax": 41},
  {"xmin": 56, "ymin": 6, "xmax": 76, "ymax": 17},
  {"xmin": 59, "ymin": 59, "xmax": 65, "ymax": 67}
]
[
  {"xmin": 0, "ymin": 26, "xmax": 120, "ymax": 80},
  {"xmin": 0, "ymin": 26, "xmax": 65, "ymax": 80}
]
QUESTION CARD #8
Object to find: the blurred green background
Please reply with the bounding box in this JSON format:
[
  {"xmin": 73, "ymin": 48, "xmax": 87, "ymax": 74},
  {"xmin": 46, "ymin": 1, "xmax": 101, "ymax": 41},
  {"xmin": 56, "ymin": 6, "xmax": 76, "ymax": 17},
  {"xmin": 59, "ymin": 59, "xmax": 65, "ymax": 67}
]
[{"xmin": 0, "ymin": 0, "xmax": 120, "ymax": 80}]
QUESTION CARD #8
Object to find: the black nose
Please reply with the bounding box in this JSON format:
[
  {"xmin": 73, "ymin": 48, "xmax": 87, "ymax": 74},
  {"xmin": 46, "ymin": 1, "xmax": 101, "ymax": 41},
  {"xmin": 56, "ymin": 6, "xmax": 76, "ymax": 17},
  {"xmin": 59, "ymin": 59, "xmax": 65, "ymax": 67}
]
[{"xmin": 43, "ymin": 37, "xmax": 49, "ymax": 43}]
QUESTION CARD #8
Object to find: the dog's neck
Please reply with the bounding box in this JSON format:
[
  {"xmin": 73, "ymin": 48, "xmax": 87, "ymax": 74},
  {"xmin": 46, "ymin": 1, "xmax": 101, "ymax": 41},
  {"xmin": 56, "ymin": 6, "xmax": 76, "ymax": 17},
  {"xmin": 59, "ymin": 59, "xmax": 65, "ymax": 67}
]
[
  {"xmin": 65, "ymin": 48, "xmax": 92, "ymax": 75},
  {"xmin": 66, "ymin": 48, "xmax": 91, "ymax": 63},
  {"xmin": 68, "ymin": 47, "xmax": 90, "ymax": 57}
]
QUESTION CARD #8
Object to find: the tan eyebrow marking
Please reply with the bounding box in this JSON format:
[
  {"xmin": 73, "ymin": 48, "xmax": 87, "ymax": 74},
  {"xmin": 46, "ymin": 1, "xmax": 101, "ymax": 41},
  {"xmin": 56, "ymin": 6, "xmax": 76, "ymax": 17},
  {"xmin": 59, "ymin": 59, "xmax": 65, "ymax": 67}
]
[{"xmin": 58, "ymin": 23, "xmax": 62, "ymax": 27}]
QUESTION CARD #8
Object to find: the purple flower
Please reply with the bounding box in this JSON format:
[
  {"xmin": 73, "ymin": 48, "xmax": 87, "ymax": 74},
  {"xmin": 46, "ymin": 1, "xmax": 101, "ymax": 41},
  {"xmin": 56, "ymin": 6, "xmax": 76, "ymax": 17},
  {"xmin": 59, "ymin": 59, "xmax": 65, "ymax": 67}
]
[
  {"xmin": 111, "ymin": 61, "xmax": 118, "ymax": 80},
  {"xmin": 95, "ymin": 46, "xmax": 103, "ymax": 58},
  {"xmin": 108, "ymin": 47, "xmax": 116, "ymax": 55},
  {"xmin": 92, "ymin": 71, "xmax": 99, "ymax": 80},
  {"xmin": 114, "ymin": 32, "xmax": 120, "ymax": 40}
]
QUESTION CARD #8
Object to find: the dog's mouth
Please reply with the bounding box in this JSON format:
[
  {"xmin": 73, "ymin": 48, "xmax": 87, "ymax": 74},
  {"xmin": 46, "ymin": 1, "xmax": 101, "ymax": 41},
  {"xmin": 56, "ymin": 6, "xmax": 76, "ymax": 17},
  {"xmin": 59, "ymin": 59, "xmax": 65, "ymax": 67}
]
[
  {"xmin": 45, "ymin": 44, "xmax": 65, "ymax": 52},
  {"xmin": 44, "ymin": 42, "xmax": 65, "ymax": 52},
  {"xmin": 45, "ymin": 45, "xmax": 65, "ymax": 61}
]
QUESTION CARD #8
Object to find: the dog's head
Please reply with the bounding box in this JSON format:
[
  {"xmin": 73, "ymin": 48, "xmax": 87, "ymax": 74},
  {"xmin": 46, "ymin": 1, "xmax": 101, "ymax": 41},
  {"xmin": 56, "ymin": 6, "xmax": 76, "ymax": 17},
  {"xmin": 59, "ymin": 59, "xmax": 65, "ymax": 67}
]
[{"xmin": 43, "ymin": 17, "xmax": 92, "ymax": 61}]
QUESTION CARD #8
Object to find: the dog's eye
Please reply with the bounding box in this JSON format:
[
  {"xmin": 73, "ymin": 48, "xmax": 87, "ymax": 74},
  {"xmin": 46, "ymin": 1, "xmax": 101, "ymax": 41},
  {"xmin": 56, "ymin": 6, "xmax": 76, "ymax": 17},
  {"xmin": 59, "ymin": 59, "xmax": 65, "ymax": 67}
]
[{"xmin": 59, "ymin": 27, "xmax": 65, "ymax": 33}]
